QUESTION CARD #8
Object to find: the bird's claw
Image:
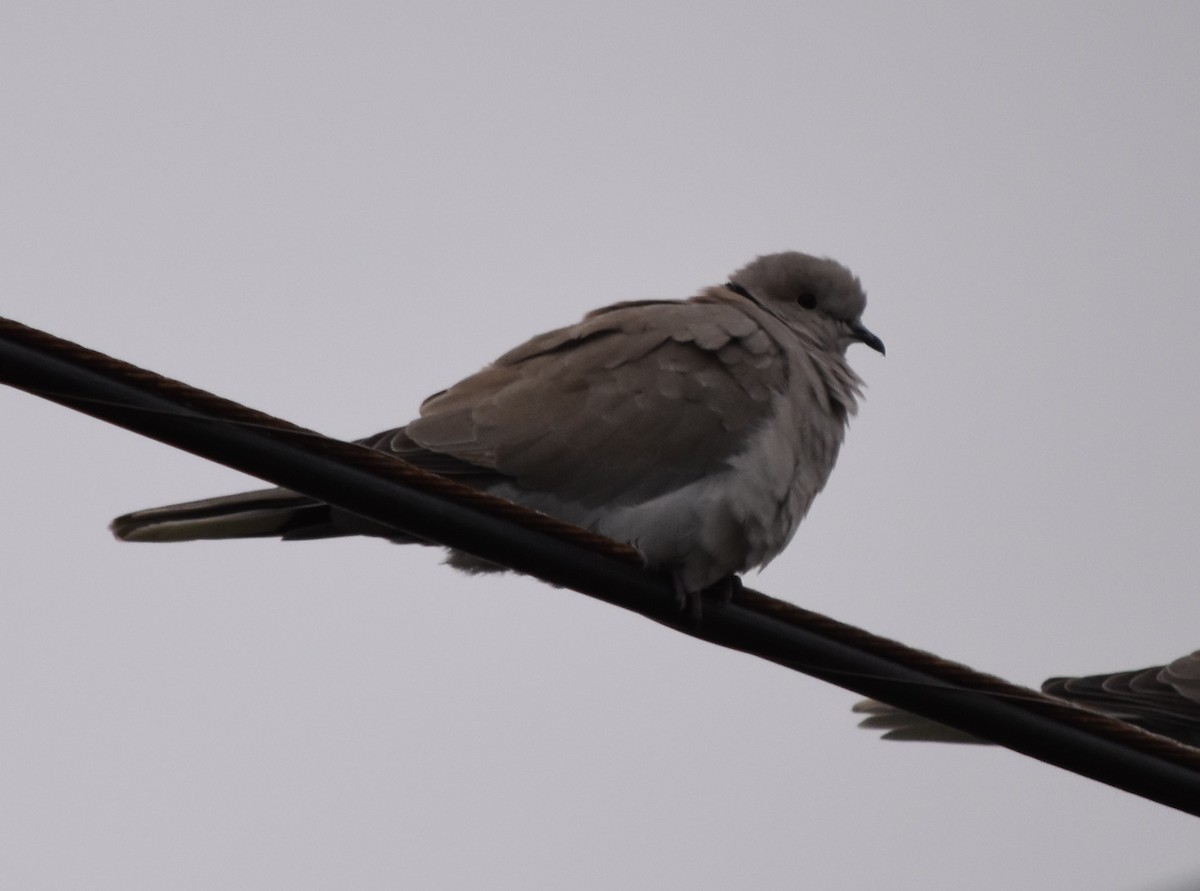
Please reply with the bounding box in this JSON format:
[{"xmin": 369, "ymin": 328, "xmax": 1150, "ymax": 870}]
[{"xmin": 671, "ymin": 573, "xmax": 743, "ymax": 624}]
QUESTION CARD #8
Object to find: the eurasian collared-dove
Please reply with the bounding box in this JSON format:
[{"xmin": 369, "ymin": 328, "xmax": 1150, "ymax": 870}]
[
  {"xmin": 111, "ymin": 251, "xmax": 884, "ymax": 597},
  {"xmin": 854, "ymin": 650, "xmax": 1200, "ymax": 746}
]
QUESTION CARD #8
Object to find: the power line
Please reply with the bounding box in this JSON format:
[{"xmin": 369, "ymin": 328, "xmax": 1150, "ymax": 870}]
[{"xmin": 2, "ymin": 315, "xmax": 1199, "ymax": 816}]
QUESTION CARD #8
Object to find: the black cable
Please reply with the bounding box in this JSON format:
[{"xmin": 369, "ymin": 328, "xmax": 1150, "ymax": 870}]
[{"xmin": 3, "ymin": 315, "xmax": 1200, "ymax": 817}]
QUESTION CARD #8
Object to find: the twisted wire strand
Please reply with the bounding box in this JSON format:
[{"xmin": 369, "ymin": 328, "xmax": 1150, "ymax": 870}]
[{"xmin": 4, "ymin": 314, "xmax": 1200, "ymax": 792}]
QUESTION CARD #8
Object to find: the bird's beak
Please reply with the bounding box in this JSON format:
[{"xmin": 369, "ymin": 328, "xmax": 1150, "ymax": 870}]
[{"xmin": 849, "ymin": 320, "xmax": 886, "ymax": 355}]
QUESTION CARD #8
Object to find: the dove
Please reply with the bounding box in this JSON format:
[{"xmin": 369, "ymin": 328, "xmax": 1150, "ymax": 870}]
[
  {"xmin": 111, "ymin": 251, "xmax": 884, "ymax": 599},
  {"xmin": 854, "ymin": 650, "xmax": 1200, "ymax": 746}
]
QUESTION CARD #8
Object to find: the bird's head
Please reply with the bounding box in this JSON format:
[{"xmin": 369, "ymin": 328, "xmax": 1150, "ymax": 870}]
[{"xmin": 727, "ymin": 251, "xmax": 884, "ymax": 356}]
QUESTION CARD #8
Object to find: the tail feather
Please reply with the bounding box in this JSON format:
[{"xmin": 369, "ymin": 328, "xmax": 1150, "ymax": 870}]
[
  {"xmin": 852, "ymin": 700, "xmax": 984, "ymax": 744},
  {"xmin": 111, "ymin": 488, "xmax": 332, "ymax": 543}
]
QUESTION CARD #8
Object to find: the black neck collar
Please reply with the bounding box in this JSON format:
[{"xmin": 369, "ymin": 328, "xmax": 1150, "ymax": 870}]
[{"xmin": 725, "ymin": 281, "xmax": 753, "ymax": 300}]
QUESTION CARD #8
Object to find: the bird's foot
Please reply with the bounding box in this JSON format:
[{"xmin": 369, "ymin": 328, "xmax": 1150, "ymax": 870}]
[{"xmin": 671, "ymin": 573, "xmax": 743, "ymax": 625}]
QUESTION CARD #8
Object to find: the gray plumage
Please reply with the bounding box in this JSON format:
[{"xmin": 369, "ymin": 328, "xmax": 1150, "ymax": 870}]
[
  {"xmin": 854, "ymin": 651, "xmax": 1200, "ymax": 746},
  {"xmin": 111, "ymin": 251, "xmax": 884, "ymax": 594}
]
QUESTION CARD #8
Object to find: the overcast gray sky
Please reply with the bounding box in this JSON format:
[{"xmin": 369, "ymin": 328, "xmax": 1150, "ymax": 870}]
[{"xmin": 3, "ymin": 3, "xmax": 1200, "ymax": 888}]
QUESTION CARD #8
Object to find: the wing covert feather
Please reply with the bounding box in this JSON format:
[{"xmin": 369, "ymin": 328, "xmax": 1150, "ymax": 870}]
[{"xmin": 403, "ymin": 300, "xmax": 787, "ymax": 506}]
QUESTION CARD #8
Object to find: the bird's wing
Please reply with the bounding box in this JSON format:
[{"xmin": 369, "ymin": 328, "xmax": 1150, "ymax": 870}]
[
  {"xmin": 1165, "ymin": 650, "xmax": 1200, "ymax": 706},
  {"xmin": 1041, "ymin": 650, "xmax": 1200, "ymax": 734},
  {"xmin": 374, "ymin": 297, "xmax": 789, "ymax": 508}
]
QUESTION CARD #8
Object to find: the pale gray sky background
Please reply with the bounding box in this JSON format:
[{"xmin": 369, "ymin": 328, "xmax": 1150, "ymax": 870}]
[{"xmin": 3, "ymin": 3, "xmax": 1199, "ymax": 888}]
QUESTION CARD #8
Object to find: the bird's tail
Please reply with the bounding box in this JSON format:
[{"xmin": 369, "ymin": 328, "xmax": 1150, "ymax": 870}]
[
  {"xmin": 110, "ymin": 488, "xmax": 339, "ymax": 543},
  {"xmin": 852, "ymin": 700, "xmax": 984, "ymax": 744}
]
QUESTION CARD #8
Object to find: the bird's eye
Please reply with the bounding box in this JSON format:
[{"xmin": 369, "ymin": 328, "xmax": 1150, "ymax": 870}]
[{"xmin": 796, "ymin": 291, "xmax": 817, "ymax": 309}]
